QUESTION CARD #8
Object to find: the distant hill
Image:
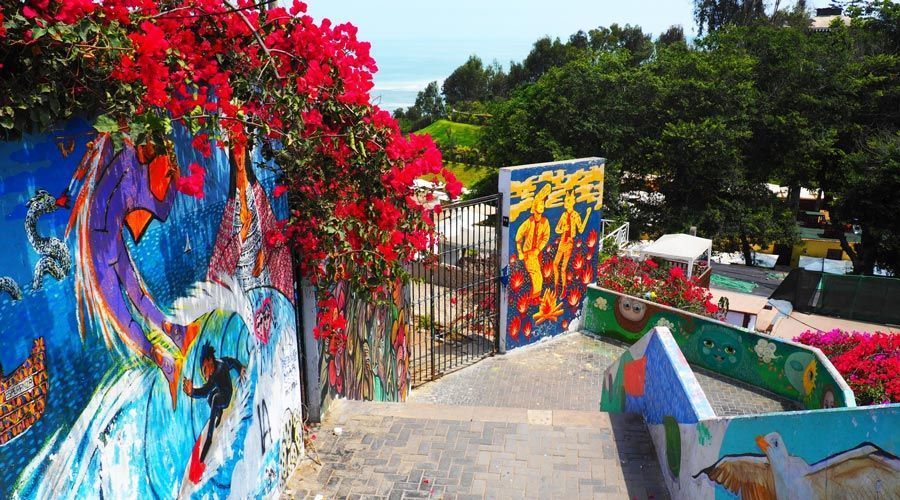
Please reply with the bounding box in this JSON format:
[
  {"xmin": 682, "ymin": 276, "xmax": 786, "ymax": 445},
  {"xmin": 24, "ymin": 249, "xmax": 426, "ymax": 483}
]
[{"xmin": 419, "ymin": 119, "xmax": 481, "ymax": 148}]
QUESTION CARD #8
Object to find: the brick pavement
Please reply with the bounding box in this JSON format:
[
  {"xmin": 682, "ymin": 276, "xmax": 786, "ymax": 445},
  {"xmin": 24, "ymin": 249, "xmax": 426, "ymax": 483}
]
[
  {"xmin": 692, "ymin": 367, "xmax": 800, "ymax": 416},
  {"xmin": 283, "ymin": 400, "xmax": 669, "ymax": 500},
  {"xmin": 409, "ymin": 332, "xmax": 798, "ymax": 417},
  {"xmin": 284, "ymin": 332, "xmax": 799, "ymax": 499},
  {"xmin": 408, "ymin": 333, "xmax": 625, "ymax": 411}
]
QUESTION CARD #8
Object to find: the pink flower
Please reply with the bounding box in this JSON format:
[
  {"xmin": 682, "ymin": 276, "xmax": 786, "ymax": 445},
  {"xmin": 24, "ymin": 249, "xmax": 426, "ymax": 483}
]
[{"xmin": 175, "ymin": 163, "xmax": 206, "ymax": 198}]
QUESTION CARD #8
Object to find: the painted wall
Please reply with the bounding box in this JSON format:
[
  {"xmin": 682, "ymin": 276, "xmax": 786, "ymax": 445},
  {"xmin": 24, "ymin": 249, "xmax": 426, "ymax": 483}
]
[
  {"xmin": 499, "ymin": 158, "xmax": 604, "ymax": 349},
  {"xmin": 584, "ymin": 285, "xmax": 854, "ymax": 410},
  {"xmin": 602, "ymin": 329, "xmax": 900, "ymax": 499},
  {"xmin": 313, "ymin": 280, "xmax": 409, "ymax": 413},
  {"xmin": 0, "ymin": 120, "xmax": 304, "ymax": 498},
  {"xmin": 601, "ymin": 327, "xmax": 715, "ymax": 423}
]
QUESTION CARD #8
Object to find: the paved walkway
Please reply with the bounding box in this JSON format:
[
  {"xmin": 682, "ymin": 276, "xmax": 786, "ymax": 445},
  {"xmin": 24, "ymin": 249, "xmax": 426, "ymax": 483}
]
[
  {"xmin": 283, "ymin": 400, "xmax": 668, "ymax": 499},
  {"xmin": 409, "ymin": 333, "xmax": 623, "ymax": 411},
  {"xmin": 409, "ymin": 332, "xmax": 797, "ymax": 417},
  {"xmin": 284, "ymin": 332, "xmax": 798, "ymax": 499}
]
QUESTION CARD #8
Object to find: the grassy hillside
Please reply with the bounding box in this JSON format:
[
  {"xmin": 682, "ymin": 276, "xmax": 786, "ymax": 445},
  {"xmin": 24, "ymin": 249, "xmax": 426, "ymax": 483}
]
[{"xmin": 418, "ymin": 119, "xmax": 481, "ymax": 148}]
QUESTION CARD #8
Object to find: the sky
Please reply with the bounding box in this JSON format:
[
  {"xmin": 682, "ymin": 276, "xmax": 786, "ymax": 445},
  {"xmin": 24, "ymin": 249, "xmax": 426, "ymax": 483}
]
[{"xmin": 301, "ymin": 0, "xmax": 834, "ymax": 109}]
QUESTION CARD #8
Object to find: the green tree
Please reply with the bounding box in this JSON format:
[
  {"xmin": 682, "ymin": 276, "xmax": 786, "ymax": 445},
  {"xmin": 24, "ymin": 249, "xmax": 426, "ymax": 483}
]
[
  {"xmin": 587, "ymin": 24, "xmax": 654, "ymax": 65},
  {"xmin": 694, "ymin": 0, "xmax": 768, "ymax": 34},
  {"xmin": 657, "ymin": 25, "xmax": 687, "ymax": 47},
  {"xmin": 828, "ymin": 133, "xmax": 900, "ymax": 274},
  {"xmin": 442, "ymin": 56, "xmax": 491, "ymax": 105},
  {"xmin": 393, "ymin": 81, "xmax": 445, "ymax": 132}
]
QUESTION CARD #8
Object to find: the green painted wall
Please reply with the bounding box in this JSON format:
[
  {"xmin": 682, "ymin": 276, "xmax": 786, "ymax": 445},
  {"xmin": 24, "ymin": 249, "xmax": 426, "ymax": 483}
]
[{"xmin": 584, "ymin": 285, "xmax": 854, "ymax": 410}]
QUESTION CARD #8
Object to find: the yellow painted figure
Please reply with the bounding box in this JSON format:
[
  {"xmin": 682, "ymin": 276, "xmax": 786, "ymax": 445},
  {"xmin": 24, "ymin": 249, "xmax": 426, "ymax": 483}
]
[
  {"xmin": 553, "ymin": 190, "xmax": 591, "ymax": 296},
  {"xmin": 515, "ymin": 184, "xmax": 552, "ymax": 299}
]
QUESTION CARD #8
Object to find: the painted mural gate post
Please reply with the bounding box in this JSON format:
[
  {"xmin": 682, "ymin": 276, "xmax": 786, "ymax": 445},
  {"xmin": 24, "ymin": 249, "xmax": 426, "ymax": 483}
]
[
  {"xmin": 499, "ymin": 158, "xmax": 605, "ymax": 349},
  {"xmin": 0, "ymin": 121, "xmax": 304, "ymax": 498}
]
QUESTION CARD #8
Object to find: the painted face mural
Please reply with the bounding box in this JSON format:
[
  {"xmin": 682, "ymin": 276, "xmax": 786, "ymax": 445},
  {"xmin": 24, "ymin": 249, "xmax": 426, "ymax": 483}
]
[
  {"xmin": 613, "ymin": 296, "xmax": 662, "ymax": 333},
  {"xmin": 502, "ymin": 160, "xmax": 604, "ymax": 348},
  {"xmin": 696, "ymin": 326, "xmax": 743, "ymax": 369},
  {"xmin": 0, "ymin": 124, "xmax": 302, "ymax": 499}
]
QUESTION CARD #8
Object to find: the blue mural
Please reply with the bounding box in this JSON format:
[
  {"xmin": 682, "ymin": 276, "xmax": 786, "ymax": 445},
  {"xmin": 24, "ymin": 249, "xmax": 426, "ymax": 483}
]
[
  {"xmin": 499, "ymin": 158, "xmax": 604, "ymax": 349},
  {"xmin": 0, "ymin": 120, "xmax": 304, "ymax": 498}
]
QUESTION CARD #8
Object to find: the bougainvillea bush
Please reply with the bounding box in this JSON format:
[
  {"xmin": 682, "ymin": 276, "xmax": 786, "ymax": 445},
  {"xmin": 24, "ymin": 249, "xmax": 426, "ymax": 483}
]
[
  {"xmin": 1, "ymin": 0, "xmax": 461, "ymax": 345},
  {"xmin": 794, "ymin": 329, "xmax": 900, "ymax": 406},
  {"xmin": 596, "ymin": 256, "xmax": 722, "ymax": 318}
]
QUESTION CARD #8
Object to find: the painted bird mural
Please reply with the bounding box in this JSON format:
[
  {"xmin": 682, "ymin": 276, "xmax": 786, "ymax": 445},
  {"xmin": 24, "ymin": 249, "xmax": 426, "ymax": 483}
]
[{"xmin": 696, "ymin": 431, "xmax": 900, "ymax": 499}]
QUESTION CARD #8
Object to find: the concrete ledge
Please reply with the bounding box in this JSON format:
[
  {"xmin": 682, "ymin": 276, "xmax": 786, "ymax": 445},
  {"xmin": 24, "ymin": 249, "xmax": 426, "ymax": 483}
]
[{"xmin": 327, "ymin": 400, "xmax": 623, "ymax": 429}]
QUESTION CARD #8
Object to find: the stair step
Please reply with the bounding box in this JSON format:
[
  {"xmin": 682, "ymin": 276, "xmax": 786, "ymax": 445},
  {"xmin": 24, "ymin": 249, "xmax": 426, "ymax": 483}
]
[{"xmin": 328, "ymin": 399, "xmax": 643, "ymax": 429}]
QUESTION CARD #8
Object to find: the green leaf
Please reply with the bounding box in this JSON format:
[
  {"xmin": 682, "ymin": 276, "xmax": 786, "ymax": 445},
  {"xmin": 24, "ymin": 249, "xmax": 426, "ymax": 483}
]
[{"xmin": 94, "ymin": 114, "xmax": 120, "ymax": 133}]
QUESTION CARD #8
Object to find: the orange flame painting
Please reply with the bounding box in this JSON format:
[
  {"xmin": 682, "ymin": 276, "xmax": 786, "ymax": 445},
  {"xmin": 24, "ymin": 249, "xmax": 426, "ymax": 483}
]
[{"xmin": 533, "ymin": 289, "xmax": 564, "ymax": 325}]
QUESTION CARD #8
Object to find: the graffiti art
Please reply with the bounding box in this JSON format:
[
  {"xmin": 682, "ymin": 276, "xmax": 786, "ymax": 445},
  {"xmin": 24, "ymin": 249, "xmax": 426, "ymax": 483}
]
[
  {"xmin": 319, "ymin": 280, "xmax": 409, "ymax": 406},
  {"xmin": 500, "ymin": 159, "xmax": 605, "ymax": 348},
  {"xmin": 0, "ymin": 120, "xmax": 303, "ymax": 498}
]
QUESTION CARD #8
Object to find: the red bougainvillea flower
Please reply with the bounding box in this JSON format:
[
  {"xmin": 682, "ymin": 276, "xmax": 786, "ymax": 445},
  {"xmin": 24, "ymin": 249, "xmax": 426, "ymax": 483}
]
[
  {"xmin": 586, "ymin": 229, "xmax": 598, "ymax": 249},
  {"xmin": 175, "ymin": 163, "xmax": 206, "ymax": 198},
  {"xmin": 508, "ymin": 316, "xmax": 521, "ymax": 340},
  {"xmin": 191, "ymin": 133, "xmax": 212, "ymax": 158},
  {"xmin": 704, "ymin": 301, "xmax": 719, "ymax": 315},
  {"xmin": 510, "ymin": 270, "xmax": 525, "ymax": 293}
]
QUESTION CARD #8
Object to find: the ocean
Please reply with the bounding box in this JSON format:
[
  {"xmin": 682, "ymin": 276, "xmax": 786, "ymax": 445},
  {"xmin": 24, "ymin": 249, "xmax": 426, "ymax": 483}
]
[{"xmin": 368, "ymin": 38, "xmax": 535, "ymax": 111}]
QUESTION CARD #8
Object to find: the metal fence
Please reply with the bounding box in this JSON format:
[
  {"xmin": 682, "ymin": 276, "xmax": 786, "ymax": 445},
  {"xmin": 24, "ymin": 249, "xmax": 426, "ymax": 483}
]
[{"xmin": 407, "ymin": 194, "xmax": 502, "ymax": 387}]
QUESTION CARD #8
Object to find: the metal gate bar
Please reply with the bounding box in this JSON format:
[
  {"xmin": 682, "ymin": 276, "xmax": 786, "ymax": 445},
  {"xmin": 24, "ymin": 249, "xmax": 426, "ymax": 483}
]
[{"xmin": 408, "ymin": 194, "xmax": 502, "ymax": 387}]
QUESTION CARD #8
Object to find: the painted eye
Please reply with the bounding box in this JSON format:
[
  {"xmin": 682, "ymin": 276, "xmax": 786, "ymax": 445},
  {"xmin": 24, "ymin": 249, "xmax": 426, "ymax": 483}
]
[
  {"xmin": 703, "ymin": 339, "xmax": 714, "ymax": 348},
  {"xmin": 724, "ymin": 346, "xmax": 736, "ymax": 355},
  {"xmin": 633, "ymin": 304, "xmax": 643, "ymax": 313},
  {"xmin": 624, "ymin": 303, "xmax": 631, "ymax": 310}
]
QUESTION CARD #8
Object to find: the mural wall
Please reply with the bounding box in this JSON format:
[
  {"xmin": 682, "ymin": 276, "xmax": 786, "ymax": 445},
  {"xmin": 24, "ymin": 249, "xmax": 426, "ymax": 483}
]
[
  {"xmin": 499, "ymin": 158, "xmax": 604, "ymax": 349},
  {"xmin": 601, "ymin": 327, "xmax": 715, "ymax": 423},
  {"xmin": 585, "ymin": 285, "xmax": 854, "ymax": 410},
  {"xmin": 316, "ymin": 280, "xmax": 409, "ymax": 411},
  {"xmin": 602, "ymin": 330, "xmax": 900, "ymax": 499},
  {"xmin": 0, "ymin": 120, "xmax": 304, "ymax": 498}
]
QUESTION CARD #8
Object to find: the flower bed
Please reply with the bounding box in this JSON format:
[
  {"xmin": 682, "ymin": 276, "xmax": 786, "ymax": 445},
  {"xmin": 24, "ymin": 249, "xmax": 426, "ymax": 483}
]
[
  {"xmin": 596, "ymin": 256, "xmax": 721, "ymax": 319},
  {"xmin": 794, "ymin": 329, "xmax": 900, "ymax": 405}
]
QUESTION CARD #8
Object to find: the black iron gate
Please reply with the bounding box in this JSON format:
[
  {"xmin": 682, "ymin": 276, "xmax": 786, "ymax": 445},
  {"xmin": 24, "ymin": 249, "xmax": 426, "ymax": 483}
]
[{"xmin": 408, "ymin": 194, "xmax": 502, "ymax": 387}]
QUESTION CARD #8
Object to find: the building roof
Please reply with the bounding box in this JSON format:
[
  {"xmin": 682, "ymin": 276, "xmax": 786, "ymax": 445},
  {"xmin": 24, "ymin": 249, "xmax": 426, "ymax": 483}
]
[
  {"xmin": 709, "ymin": 289, "xmax": 900, "ymax": 340},
  {"xmin": 810, "ymin": 14, "xmax": 851, "ymax": 30},
  {"xmin": 642, "ymin": 233, "xmax": 712, "ymax": 262},
  {"xmin": 798, "ymin": 226, "xmax": 861, "ymax": 244}
]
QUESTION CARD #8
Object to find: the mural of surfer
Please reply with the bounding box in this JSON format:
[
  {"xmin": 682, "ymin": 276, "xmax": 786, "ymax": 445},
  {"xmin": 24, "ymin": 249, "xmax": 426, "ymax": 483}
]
[
  {"xmin": 500, "ymin": 159, "xmax": 605, "ymax": 348},
  {"xmin": 0, "ymin": 122, "xmax": 303, "ymax": 499},
  {"xmin": 183, "ymin": 343, "xmax": 247, "ymax": 478}
]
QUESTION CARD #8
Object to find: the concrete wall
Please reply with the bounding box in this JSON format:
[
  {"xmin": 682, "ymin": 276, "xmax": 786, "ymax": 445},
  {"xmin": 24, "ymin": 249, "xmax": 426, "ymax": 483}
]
[
  {"xmin": 601, "ymin": 330, "xmax": 900, "ymax": 499},
  {"xmin": 303, "ymin": 280, "xmax": 409, "ymax": 419},
  {"xmin": 0, "ymin": 120, "xmax": 303, "ymax": 497},
  {"xmin": 499, "ymin": 158, "xmax": 605, "ymax": 350},
  {"xmin": 584, "ymin": 285, "xmax": 854, "ymax": 410}
]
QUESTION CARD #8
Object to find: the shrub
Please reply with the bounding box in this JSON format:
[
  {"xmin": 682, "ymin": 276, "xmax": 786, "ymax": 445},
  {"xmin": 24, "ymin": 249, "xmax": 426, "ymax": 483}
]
[
  {"xmin": 596, "ymin": 256, "xmax": 721, "ymax": 318},
  {"xmin": 794, "ymin": 329, "xmax": 900, "ymax": 405}
]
